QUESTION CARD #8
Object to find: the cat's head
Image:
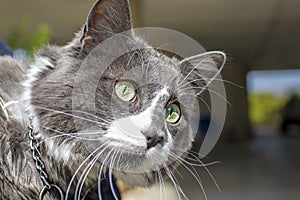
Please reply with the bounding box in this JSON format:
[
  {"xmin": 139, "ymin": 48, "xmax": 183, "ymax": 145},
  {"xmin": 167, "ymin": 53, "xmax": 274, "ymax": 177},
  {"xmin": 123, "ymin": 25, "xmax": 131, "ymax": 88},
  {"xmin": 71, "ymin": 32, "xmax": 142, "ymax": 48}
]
[{"xmin": 28, "ymin": 0, "xmax": 225, "ymax": 186}]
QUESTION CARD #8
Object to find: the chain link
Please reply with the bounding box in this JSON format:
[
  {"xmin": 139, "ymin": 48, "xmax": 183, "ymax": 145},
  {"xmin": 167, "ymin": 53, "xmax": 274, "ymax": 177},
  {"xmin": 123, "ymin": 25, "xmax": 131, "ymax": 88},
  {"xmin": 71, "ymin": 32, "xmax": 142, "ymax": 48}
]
[{"xmin": 28, "ymin": 126, "xmax": 64, "ymax": 199}]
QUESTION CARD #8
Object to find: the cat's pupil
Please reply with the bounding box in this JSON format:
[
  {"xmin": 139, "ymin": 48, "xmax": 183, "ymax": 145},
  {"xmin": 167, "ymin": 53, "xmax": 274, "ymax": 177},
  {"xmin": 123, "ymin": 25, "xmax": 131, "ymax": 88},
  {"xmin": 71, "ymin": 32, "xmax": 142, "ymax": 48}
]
[
  {"xmin": 122, "ymin": 86, "xmax": 127, "ymax": 94},
  {"xmin": 166, "ymin": 104, "xmax": 181, "ymax": 124},
  {"xmin": 115, "ymin": 81, "xmax": 136, "ymax": 102}
]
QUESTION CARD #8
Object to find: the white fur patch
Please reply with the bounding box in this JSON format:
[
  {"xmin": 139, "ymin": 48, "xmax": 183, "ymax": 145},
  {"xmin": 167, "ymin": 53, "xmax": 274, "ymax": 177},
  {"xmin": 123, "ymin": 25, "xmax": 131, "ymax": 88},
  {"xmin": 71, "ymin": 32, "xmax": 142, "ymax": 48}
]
[
  {"xmin": 47, "ymin": 139, "xmax": 74, "ymax": 164},
  {"xmin": 21, "ymin": 57, "xmax": 76, "ymax": 164},
  {"xmin": 22, "ymin": 56, "xmax": 54, "ymax": 133},
  {"xmin": 104, "ymin": 87, "xmax": 169, "ymax": 147}
]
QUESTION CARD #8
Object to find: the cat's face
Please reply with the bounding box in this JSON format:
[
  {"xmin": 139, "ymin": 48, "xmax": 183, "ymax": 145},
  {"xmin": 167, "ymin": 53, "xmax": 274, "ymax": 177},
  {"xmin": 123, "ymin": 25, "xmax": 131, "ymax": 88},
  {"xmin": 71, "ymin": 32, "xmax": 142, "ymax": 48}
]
[
  {"xmin": 79, "ymin": 47, "xmax": 200, "ymax": 173},
  {"xmin": 29, "ymin": 0, "xmax": 225, "ymax": 187}
]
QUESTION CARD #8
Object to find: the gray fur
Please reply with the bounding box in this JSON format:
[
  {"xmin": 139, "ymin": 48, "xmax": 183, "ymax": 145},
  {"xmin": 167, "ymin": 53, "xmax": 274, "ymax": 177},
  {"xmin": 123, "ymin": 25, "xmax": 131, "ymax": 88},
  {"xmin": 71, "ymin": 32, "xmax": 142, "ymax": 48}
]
[{"xmin": 0, "ymin": 0, "xmax": 225, "ymax": 199}]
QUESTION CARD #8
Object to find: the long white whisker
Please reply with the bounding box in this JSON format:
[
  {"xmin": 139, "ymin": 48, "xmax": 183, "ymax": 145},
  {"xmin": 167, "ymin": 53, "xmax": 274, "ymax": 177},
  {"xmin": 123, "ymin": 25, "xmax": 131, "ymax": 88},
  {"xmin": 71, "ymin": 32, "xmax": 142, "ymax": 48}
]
[
  {"xmin": 157, "ymin": 170, "xmax": 165, "ymax": 200},
  {"xmin": 34, "ymin": 105, "xmax": 108, "ymax": 125},
  {"xmin": 75, "ymin": 145, "xmax": 110, "ymax": 200},
  {"xmin": 179, "ymin": 86, "xmax": 230, "ymax": 106},
  {"xmin": 109, "ymin": 149, "xmax": 120, "ymax": 200},
  {"xmin": 63, "ymin": 109, "xmax": 111, "ymax": 124},
  {"xmin": 158, "ymin": 169, "xmax": 168, "ymax": 200},
  {"xmin": 65, "ymin": 144, "xmax": 105, "ymax": 200},
  {"xmin": 170, "ymin": 148, "xmax": 221, "ymax": 167},
  {"xmin": 164, "ymin": 165, "xmax": 187, "ymax": 200},
  {"xmin": 98, "ymin": 148, "xmax": 114, "ymax": 200},
  {"xmin": 178, "ymin": 56, "xmax": 214, "ymax": 86},
  {"xmin": 78, "ymin": 154, "xmax": 100, "ymax": 199},
  {"xmin": 39, "ymin": 126, "xmax": 106, "ymax": 144},
  {"xmin": 179, "ymin": 77, "xmax": 245, "ymax": 90}
]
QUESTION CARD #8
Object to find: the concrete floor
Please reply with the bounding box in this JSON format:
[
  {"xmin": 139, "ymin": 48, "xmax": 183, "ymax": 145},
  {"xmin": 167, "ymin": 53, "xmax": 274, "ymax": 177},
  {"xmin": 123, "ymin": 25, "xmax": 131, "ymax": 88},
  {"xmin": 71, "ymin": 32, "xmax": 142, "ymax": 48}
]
[{"xmin": 124, "ymin": 126, "xmax": 300, "ymax": 200}]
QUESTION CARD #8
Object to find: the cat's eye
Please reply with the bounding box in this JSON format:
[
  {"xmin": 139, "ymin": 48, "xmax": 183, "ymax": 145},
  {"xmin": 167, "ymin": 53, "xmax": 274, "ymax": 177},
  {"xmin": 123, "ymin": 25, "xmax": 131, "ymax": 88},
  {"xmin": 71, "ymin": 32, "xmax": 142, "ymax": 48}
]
[
  {"xmin": 115, "ymin": 81, "xmax": 136, "ymax": 102},
  {"xmin": 166, "ymin": 103, "xmax": 181, "ymax": 124}
]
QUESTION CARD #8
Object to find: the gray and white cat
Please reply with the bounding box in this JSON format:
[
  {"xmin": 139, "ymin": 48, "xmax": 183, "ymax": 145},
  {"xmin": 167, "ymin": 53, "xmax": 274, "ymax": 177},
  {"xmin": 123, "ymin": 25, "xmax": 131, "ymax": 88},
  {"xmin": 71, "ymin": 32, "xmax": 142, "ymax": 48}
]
[{"xmin": 0, "ymin": 0, "xmax": 225, "ymax": 199}]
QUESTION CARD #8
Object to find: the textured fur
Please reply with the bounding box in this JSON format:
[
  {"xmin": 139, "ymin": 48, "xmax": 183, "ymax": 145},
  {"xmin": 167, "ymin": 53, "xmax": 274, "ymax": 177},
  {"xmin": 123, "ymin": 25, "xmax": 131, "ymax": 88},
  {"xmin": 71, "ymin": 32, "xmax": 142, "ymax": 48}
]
[{"xmin": 0, "ymin": 0, "xmax": 225, "ymax": 199}]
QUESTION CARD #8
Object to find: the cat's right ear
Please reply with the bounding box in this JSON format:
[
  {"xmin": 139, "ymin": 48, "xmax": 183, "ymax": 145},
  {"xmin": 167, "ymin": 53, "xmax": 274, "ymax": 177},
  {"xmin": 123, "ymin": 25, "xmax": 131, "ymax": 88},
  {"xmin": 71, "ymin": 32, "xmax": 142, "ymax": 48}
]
[
  {"xmin": 179, "ymin": 51, "xmax": 226, "ymax": 95},
  {"xmin": 79, "ymin": 0, "xmax": 133, "ymax": 51}
]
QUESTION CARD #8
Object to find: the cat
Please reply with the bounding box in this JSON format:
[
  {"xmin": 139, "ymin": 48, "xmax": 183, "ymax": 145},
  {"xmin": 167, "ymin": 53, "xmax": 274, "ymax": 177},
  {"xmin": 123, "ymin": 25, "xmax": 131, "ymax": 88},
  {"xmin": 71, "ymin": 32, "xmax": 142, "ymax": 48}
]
[{"xmin": 0, "ymin": 0, "xmax": 226, "ymax": 199}]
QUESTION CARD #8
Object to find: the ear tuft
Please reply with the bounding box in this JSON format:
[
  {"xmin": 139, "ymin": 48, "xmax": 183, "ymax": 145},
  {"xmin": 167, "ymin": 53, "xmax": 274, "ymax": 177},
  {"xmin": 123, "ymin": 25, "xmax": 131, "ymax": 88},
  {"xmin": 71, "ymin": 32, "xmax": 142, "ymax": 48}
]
[{"xmin": 179, "ymin": 51, "xmax": 226, "ymax": 94}]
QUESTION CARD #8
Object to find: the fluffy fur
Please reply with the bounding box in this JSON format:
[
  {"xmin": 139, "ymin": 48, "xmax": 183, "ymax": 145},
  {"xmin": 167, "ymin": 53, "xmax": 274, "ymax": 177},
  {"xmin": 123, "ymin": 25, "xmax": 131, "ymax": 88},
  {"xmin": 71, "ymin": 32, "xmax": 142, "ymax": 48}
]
[{"xmin": 0, "ymin": 0, "xmax": 225, "ymax": 199}]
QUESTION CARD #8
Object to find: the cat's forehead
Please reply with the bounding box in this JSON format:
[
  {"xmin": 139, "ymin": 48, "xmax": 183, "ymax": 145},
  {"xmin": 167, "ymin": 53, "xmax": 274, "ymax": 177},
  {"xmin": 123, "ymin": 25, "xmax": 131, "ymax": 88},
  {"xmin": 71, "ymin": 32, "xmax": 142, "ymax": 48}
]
[{"xmin": 106, "ymin": 48, "xmax": 180, "ymax": 86}]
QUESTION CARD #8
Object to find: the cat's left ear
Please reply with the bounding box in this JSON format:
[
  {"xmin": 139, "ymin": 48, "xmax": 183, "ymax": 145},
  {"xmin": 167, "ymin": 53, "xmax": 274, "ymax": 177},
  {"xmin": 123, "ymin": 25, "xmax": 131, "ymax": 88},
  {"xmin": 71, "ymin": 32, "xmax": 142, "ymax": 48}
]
[
  {"xmin": 179, "ymin": 51, "xmax": 226, "ymax": 94},
  {"xmin": 80, "ymin": 0, "xmax": 133, "ymax": 50}
]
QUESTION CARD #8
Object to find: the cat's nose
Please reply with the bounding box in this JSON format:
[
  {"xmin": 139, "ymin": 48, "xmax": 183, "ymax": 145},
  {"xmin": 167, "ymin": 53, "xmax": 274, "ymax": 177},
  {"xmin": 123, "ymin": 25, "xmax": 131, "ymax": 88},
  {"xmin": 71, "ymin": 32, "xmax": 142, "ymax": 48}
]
[
  {"xmin": 141, "ymin": 131, "xmax": 164, "ymax": 149},
  {"xmin": 146, "ymin": 135, "xmax": 164, "ymax": 149}
]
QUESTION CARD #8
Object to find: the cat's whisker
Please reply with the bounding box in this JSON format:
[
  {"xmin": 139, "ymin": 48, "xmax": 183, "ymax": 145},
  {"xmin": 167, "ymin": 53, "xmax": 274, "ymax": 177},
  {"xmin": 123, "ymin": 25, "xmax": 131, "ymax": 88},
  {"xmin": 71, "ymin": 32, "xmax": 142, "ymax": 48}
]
[
  {"xmin": 98, "ymin": 149, "xmax": 117, "ymax": 200},
  {"xmin": 170, "ymin": 147, "xmax": 221, "ymax": 193},
  {"xmin": 164, "ymin": 164, "xmax": 188, "ymax": 200},
  {"xmin": 97, "ymin": 164, "xmax": 105, "ymax": 200},
  {"xmin": 170, "ymin": 150, "xmax": 213, "ymax": 168},
  {"xmin": 178, "ymin": 56, "xmax": 215, "ymax": 86},
  {"xmin": 74, "ymin": 144, "xmax": 110, "ymax": 199},
  {"xmin": 30, "ymin": 102, "xmax": 112, "ymax": 126},
  {"xmin": 206, "ymin": 78, "xmax": 245, "ymax": 89},
  {"xmin": 168, "ymin": 153, "xmax": 206, "ymax": 194},
  {"xmin": 171, "ymin": 146, "xmax": 220, "ymax": 167},
  {"xmin": 179, "ymin": 153, "xmax": 221, "ymax": 192},
  {"xmin": 82, "ymin": 182, "xmax": 99, "ymax": 200},
  {"xmin": 157, "ymin": 169, "xmax": 165, "ymax": 200},
  {"xmin": 178, "ymin": 77, "xmax": 245, "ymax": 90},
  {"xmin": 109, "ymin": 149, "xmax": 120, "ymax": 200},
  {"xmin": 163, "ymin": 166, "xmax": 181, "ymax": 200},
  {"xmin": 180, "ymin": 92, "xmax": 211, "ymax": 113},
  {"xmin": 98, "ymin": 148, "xmax": 112, "ymax": 200},
  {"xmin": 178, "ymin": 77, "xmax": 206, "ymax": 89},
  {"xmin": 63, "ymin": 109, "xmax": 111, "ymax": 124},
  {"xmin": 115, "ymin": 148, "xmax": 123, "ymax": 171},
  {"xmin": 34, "ymin": 105, "xmax": 109, "ymax": 125},
  {"xmin": 167, "ymin": 157, "xmax": 193, "ymax": 200},
  {"xmin": 171, "ymin": 146, "xmax": 207, "ymax": 158},
  {"xmin": 179, "ymin": 93, "xmax": 211, "ymax": 113},
  {"xmin": 39, "ymin": 126, "xmax": 107, "ymax": 145},
  {"xmin": 76, "ymin": 147, "xmax": 108, "ymax": 200},
  {"xmin": 180, "ymin": 86, "xmax": 231, "ymax": 107},
  {"xmin": 77, "ymin": 155, "xmax": 100, "ymax": 200},
  {"xmin": 169, "ymin": 153, "xmax": 208, "ymax": 200},
  {"xmin": 159, "ymin": 169, "xmax": 168, "ymax": 200},
  {"xmin": 65, "ymin": 144, "xmax": 106, "ymax": 200}
]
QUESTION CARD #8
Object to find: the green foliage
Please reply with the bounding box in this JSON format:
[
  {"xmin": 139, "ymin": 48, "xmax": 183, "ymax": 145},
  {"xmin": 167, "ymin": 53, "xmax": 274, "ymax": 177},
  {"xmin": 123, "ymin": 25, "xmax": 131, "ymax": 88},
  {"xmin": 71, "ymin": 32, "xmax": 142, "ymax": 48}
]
[
  {"xmin": 248, "ymin": 93, "xmax": 288, "ymax": 125},
  {"xmin": 6, "ymin": 17, "xmax": 51, "ymax": 55}
]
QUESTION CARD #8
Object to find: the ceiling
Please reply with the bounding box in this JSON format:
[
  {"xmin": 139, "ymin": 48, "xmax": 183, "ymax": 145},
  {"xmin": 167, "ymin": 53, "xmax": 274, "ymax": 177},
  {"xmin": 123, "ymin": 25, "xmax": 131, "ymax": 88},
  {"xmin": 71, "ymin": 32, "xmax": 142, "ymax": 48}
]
[
  {"xmin": 1, "ymin": 0, "xmax": 299, "ymax": 69},
  {"xmin": 139, "ymin": 0, "xmax": 300, "ymax": 69}
]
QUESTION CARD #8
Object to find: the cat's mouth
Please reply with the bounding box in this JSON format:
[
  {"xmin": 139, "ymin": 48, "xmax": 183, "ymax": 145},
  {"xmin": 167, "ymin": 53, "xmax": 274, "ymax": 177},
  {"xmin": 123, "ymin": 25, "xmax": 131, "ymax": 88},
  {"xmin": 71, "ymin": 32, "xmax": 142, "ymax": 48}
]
[{"xmin": 94, "ymin": 136, "xmax": 172, "ymax": 173}]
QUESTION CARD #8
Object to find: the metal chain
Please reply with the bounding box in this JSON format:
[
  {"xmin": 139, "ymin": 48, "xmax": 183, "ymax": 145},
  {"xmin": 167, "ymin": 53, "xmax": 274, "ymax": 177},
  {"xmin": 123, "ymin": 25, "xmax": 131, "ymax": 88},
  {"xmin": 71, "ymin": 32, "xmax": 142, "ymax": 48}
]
[{"xmin": 28, "ymin": 125, "xmax": 64, "ymax": 200}]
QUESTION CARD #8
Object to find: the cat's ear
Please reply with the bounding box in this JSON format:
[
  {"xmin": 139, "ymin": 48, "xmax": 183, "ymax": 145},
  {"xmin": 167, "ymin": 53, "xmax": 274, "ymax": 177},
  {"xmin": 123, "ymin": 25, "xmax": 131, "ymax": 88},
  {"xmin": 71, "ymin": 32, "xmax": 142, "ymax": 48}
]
[
  {"xmin": 179, "ymin": 51, "xmax": 226, "ymax": 94},
  {"xmin": 80, "ymin": 0, "xmax": 133, "ymax": 50}
]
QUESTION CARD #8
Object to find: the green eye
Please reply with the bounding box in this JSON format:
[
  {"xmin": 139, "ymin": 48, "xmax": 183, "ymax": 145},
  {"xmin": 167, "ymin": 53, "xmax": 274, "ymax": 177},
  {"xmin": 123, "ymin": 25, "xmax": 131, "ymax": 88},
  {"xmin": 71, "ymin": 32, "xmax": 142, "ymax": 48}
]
[
  {"xmin": 166, "ymin": 103, "xmax": 181, "ymax": 124},
  {"xmin": 115, "ymin": 81, "xmax": 136, "ymax": 102}
]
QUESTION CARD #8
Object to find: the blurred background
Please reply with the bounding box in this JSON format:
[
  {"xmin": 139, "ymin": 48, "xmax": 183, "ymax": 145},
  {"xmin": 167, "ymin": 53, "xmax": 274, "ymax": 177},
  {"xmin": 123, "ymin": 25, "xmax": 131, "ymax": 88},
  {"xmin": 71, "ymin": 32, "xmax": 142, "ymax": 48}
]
[{"xmin": 1, "ymin": 0, "xmax": 299, "ymax": 199}]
